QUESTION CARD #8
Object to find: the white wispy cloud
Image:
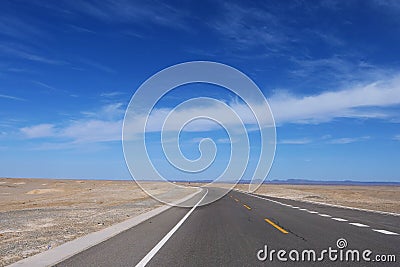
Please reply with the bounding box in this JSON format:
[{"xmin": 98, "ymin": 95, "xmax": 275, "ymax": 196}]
[
  {"xmin": 0, "ymin": 15, "xmax": 44, "ymax": 40},
  {"xmin": 206, "ymin": 1, "xmax": 350, "ymax": 58},
  {"xmin": 372, "ymin": 0, "xmax": 400, "ymax": 11},
  {"xmin": 124, "ymin": 74, "xmax": 400, "ymax": 135},
  {"xmin": 328, "ymin": 136, "xmax": 370, "ymax": 144},
  {"xmin": 18, "ymin": 73, "xmax": 400, "ymax": 145},
  {"xmin": 32, "ymin": 81, "xmax": 57, "ymax": 91},
  {"xmin": 67, "ymin": 24, "xmax": 96, "ymax": 34},
  {"xmin": 279, "ymin": 138, "xmax": 312, "ymax": 145},
  {"xmin": 81, "ymin": 102, "xmax": 125, "ymax": 120},
  {"xmin": 61, "ymin": 0, "xmax": 190, "ymax": 30},
  {"xmin": 136, "ymin": 73, "xmax": 400, "ymax": 130},
  {"xmin": 393, "ymin": 135, "xmax": 400, "ymax": 141},
  {"xmin": 269, "ymin": 74, "xmax": 400, "ymax": 124},
  {"xmin": 20, "ymin": 124, "xmax": 55, "ymax": 138},
  {"xmin": 0, "ymin": 43, "xmax": 68, "ymax": 65},
  {"xmin": 31, "ymin": 80, "xmax": 72, "ymax": 95},
  {"xmin": 61, "ymin": 103, "xmax": 125, "ymax": 143},
  {"xmin": 79, "ymin": 58, "xmax": 116, "ymax": 74},
  {"xmin": 20, "ymin": 103, "xmax": 124, "ymax": 143},
  {"xmin": 61, "ymin": 119, "xmax": 122, "ymax": 143},
  {"xmin": 289, "ymin": 55, "xmax": 389, "ymax": 87},
  {"xmin": 125, "ymin": 102, "xmax": 265, "ymax": 135},
  {"xmin": 20, "ymin": 120, "xmax": 122, "ymax": 144},
  {"xmin": 100, "ymin": 91, "xmax": 125, "ymax": 98},
  {"xmin": 210, "ymin": 3, "xmax": 285, "ymax": 49},
  {"xmin": 0, "ymin": 94, "xmax": 25, "ymax": 101}
]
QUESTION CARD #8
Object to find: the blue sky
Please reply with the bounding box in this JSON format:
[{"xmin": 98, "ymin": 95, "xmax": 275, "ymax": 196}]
[{"xmin": 1, "ymin": 0, "xmax": 400, "ymax": 181}]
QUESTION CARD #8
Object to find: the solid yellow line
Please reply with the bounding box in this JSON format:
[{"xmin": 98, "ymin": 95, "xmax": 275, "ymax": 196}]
[
  {"xmin": 243, "ymin": 204, "xmax": 252, "ymax": 210},
  {"xmin": 234, "ymin": 198, "xmax": 239, "ymax": 202},
  {"xmin": 264, "ymin": 218, "xmax": 288, "ymax": 234}
]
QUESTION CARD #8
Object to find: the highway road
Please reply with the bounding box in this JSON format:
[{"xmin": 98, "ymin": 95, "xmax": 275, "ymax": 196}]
[{"xmin": 56, "ymin": 187, "xmax": 399, "ymax": 266}]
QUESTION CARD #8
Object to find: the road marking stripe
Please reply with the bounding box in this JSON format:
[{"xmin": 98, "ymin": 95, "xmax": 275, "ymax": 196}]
[
  {"xmin": 234, "ymin": 189, "xmax": 400, "ymax": 217},
  {"xmin": 372, "ymin": 229, "xmax": 399, "ymax": 235},
  {"xmin": 235, "ymin": 189, "xmax": 400, "ymax": 217},
  {"xmin": 331, "ymin": 218, "xmax": 348, "ymax": 222},
  {"xmin": 349, "ymin": 222, "xmax": 369, "ymax": 227},
  {"xmin": 243, "ymin": 204, "xmax": 252, "ymax": 210},
  {"xmin": 264, "ymin": 218, "xmax": 288, "ymax": 234},
  {"xmin": 135, "ymin": 189, "xmax": 208, "ymax": 267},
  {"xmin": 235, "ymin": 190, "xmax": 398, "ymax": 237}
]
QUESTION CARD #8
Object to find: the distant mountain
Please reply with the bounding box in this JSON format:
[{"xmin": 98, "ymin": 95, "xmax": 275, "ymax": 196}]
[
  {"xmin": 265, "ymin": 179, "xmax": 400, "ymax": 185},
  {"xmin": 168, "ymin": 178, "xmax": 400, "ymax": 185},
  {"xmin": 239, "ymin": 179, "xmax": 400, "ymax": 185}
]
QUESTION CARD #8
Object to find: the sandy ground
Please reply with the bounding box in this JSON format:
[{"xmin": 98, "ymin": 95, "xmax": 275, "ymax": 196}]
[
  {"xmin": 234, "ymin": 184, "xmax": 400, "ymax": 214},
  {"xmin": 0, "ymin": 178, "xmax": 195, "ymax": 267}
]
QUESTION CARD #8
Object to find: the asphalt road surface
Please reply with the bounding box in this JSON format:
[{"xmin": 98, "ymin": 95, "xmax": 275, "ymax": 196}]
[{"xmin": 56, "ymin": 187, "xmax": 399, "ymax": 266}]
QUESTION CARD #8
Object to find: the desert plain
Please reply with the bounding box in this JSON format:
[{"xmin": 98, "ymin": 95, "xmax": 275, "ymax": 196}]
[
  {"xmin": 0, "ymin": 178, "xmax": 194, "ymax": 266},
  {"xmin": 0, "ymin": 178, "xmax": 399, "ymax": 266}
]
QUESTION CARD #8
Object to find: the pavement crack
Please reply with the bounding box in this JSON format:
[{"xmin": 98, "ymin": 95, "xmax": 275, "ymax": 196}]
[
  {"xmin": 268, "ymin": 217, "xmax": 307, "ymax": 241},
  {"xmin": 287, "ymin": 229, "xmax": 307, "ymax": 242}
]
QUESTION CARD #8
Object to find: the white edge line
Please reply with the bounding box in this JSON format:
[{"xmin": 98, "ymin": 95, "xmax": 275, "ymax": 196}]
[
  {"xmin": 318, "ymin": 214, "xmax": 332, "ymax": 217},
  {"xmin": 350, "ymin": 223, "xmax": 369, "ymax": 227},
  {"xmin": 372, "ymin": 229, "xmax": 399, "ymax": 235},
  {"xmin": 135, "ymin": 189, "xmax": 208, "ymax": 267},
  {"xmin": 9, "ymin": 188, "xmax": 203, "ymax": 267},
  {"xmin": 331, "ymin": 218, "xmax": 348, "ymax": 222},
  {"xmin": 235, "ymin": 189, "xmax": 399, "ymax": 236},
  {"xmin": 234, "ymin": 189, "xmax": 400, "ymax": 217}
]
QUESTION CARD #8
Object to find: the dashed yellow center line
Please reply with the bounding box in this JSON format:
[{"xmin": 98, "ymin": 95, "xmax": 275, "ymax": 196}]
[
  {"xmin": 264, "ymin": 218, "xmax": 288, "ymax": 234},
  {"xmin": 234, "ymin": 198, "xmax": 239, "ymax": 202},
  {"xmin": 243, "ymin": 204, "xmax": 252, "ymax": 210}
]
